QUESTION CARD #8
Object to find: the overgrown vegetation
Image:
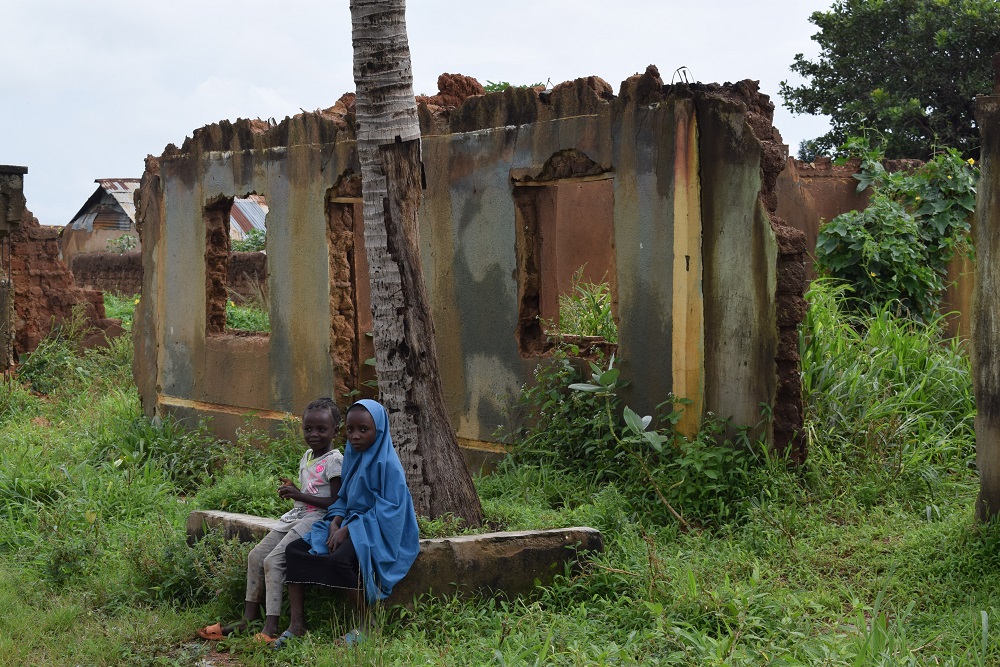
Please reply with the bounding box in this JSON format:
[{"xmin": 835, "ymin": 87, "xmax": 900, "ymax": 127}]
[
  {"xmin": 551, "ymin": 267, "xmax": 618, "ymax": 342},
  {"xmin": 104, "ymin": 293, "xmax": 139, "ymax": 329},
  {"xmin": 105, "ymin": 234, "xmax": 138, "ymax": 254},
  {"xmin": 483, "ymin": 80, "xmax": 543, "ymax": 93},
  {"xmin": 2, "ymin": 283, "xmax": 996, "ymax": 665},
  {"xmin": 226, "ymin": 299, "xmax": 270, "ymax": 332},
  {"xmin": 814, "ymin": 135, "xmax": 977, "ymax": 321},
  {"xmin": 232, "ymin": 228, "xmax": 266, "ymax": 253},
  {"xmin": 227, "ymin": 277, "xmax": 270, "ymax": 332}
]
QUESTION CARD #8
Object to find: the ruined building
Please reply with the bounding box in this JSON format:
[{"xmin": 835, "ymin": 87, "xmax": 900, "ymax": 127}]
[
  {"xmin": 133, "ymin": 67, "xmax": 808, "ymax": 462},
  {"xmin": 1, "ymin": 166, "xmax": 118, "ymax": 360}
]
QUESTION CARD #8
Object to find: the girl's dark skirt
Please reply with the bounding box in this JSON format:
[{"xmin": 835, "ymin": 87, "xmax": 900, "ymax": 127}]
[{"xmin": 285, "ymin": 536, "xmax": 361, "ymax": 590}]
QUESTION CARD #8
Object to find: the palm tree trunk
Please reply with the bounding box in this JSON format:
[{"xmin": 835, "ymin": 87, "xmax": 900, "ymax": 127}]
[{"xmin": 350, "ymin": 0, "xmax": 483, "ymax": 526}]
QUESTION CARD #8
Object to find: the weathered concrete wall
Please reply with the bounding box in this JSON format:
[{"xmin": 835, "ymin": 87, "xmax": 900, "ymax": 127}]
[
  {"xmin": 61, "ymin": 228, "xmax": 139, "ymax": 268},
  {"xmin": 776, "ymin": 157, "xmax": 868, "ymax": 278},
  {"xmin": 135, "ymin": 69, "xmax": 805, "ymax": 455},
  {"xmin": 187, "ymin": 509, "xmax": 603, "ymax": 607}
]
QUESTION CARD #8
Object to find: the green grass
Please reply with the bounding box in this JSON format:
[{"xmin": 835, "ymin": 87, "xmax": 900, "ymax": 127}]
[
  {"xmin": 103, "ymin": 292, "xmax": 139, "ymax": 329},
  {"xmin": 1, "ymin": 281, "xmax": 995, "ymax": 665},
  {"xmin": 227, "ymin": 299, "xmax": 270, "ymax": 332}
]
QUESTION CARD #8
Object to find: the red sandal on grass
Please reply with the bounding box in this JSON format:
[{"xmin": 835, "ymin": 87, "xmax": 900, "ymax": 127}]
[
  {"xmin": 196, "ymin": 623, "xmax": 226, "ymax": 640},
  {"xmin": 254, "ymin": 632, "xmax": 279, "ymax": 645}
]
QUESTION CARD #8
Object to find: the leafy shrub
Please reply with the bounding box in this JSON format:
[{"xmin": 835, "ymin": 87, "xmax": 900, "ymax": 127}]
[
  {"xmin": 18, "ymin": 332, "xmax": 88, "ymax": 395},
  {"xmin": 194, "ymin": 466, "xmax": 286, "ymax": 516},
  {"xmin": 501, "ymin": 346, "xmax": 621, "ymax": 481},
  {"xmin": 231, "ymin": 228, "xmax": 266, "ymax": 252},
  {"xmin": 814, "ymin": 136, "xmax": 977, "ymax": 321},
  {"xmin": 123, "ymin": 524, "xmax": 251, "ymax": 607},
  {"xmin": 483, "ymin": 80, "xmax": 543, "ymax": 93},
  {"xmin": 94, "ymin": 416, "xmax": 221, "ymax": 494},
  {"xmin": 105, "ymin": 234, "xmax": 137, "ymax": 254},
  {"xmin": 17, "ymin": 305, "xmax": 134, "ymax": 395},
  {"xmin": 554, "ymin": 267, "xmax": 618, "ymax": 342},
  {"xmin": 506, "ymin": 350, "xmax": 767, "ymax": 527}
]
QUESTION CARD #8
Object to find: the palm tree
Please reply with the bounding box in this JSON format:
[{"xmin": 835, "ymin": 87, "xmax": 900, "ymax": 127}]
[{"xmin": 349, "ymin": 0, "xmax": 483, "ymax": 526}]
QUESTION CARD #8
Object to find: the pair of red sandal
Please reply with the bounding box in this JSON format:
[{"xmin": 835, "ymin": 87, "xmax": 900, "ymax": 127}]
[{"xmin": 196, "ymin": 622, "xmax": 297, "ymax": 648}]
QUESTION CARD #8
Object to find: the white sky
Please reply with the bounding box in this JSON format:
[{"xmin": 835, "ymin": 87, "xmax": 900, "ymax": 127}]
[{"xmin": 3, "ymin": 0, "xmax": 833, "ymax": 226}]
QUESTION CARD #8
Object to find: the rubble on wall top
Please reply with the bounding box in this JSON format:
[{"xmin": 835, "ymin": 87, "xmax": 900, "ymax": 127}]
[{"xmin": 161, "ymin": 66, "xmax": 780, "ymax": 160}]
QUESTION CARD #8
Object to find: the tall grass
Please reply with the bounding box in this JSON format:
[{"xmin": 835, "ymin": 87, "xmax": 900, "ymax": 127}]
[
  {"xmin": 802, "ymin": 279, "xmax": 974, "ymax": 507},
  {"xmin": 2, "ymin": 280, "xmax": 997, "ymax": 665}
]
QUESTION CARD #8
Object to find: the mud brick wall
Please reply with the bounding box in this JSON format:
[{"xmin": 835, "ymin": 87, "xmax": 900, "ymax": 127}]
[
  {"xmin": 227, "ymin": 252, "xmax": 267, "ymax": 303},
  {"xmin": 70, "ymin": 252, "xmax": 143, "ymax": 296},
  {"xmin": 728, "ymin": 81, "xmax": 808, "ymax": 463},
  {"xmin": 68, "ymin": 250, "xmax": 265, "ymax": 302},
  {"xmin": 9, "ymin": 209, "xmax": 107, "ymax": 357}
]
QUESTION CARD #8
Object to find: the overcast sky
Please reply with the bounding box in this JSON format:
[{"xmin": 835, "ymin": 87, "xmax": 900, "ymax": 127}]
[{"xmin": 3, "ymin": 0, "xmax": 834, "ymax": 226}]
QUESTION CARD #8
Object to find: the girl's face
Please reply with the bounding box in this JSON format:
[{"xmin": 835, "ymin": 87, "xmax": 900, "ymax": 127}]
[
  {"xmin": 302, "ymin": 409, "xmax": 336, "ymax": 455},
  {"xmin": 346, "ymin": 407, "xmax": 378, "ymax": 453}
]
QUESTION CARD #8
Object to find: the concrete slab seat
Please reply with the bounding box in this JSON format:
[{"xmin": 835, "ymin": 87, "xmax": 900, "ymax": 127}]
[{"xmin": 187, "ymin": 510, "xmax": 604, "ymax": 606}]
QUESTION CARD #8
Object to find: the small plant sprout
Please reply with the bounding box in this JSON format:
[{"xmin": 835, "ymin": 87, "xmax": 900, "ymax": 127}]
[{"xmin": 569, "ymin": 355, "xmax": 687, "ymax": 527}]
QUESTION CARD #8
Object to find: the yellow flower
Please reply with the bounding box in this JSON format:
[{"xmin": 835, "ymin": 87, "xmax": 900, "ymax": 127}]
[
  {"xmin": 870, "ymin": 272, "xmax": 876, "ymax": 277},
  {"xmin": 947, "ymin": 175, "xmax": 953, "ymax": 180},
  {"xmin": 133, "ymin": 298, "xmax": 140, "ymax": 305},
  {"xmin": 915, "ymin": 196, "xmax": 921, "ymax": 201},
  {"xmin": 968, "ymin": 158, "xmax": 976, "ymax": 165},
  {"xmin": 228, "ymin": 300, "xmax": 235, "ymax": 307}
]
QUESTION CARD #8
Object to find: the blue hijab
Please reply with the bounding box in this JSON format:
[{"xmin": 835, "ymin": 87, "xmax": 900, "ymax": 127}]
[{"xmin": 303, "ymin": 399, "xmax": 420, "ymax": 602}]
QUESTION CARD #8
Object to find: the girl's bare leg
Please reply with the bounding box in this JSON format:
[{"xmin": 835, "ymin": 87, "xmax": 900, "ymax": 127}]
[
  {"xmin": 220, "ymin": 601, "xmax": 261, "ymax": 635},
  {"xmin": 286, "ymin": 583, "xmax": 307, "ymax": 636},
  {"xmin": 345, "ymin": 587, "xmax": 371, "ymax": 633},
  {"xmin": 261, "ymin": 614, "xmax": 280, "ymax": 637}
]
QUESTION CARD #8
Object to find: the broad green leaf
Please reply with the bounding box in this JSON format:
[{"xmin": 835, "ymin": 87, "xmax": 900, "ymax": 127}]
[
  {"xmin": 623, "ymin": 406, "xmax": 645, "ymax": 434},
  {"xmin": 643, "ymin": 431, "xmax": 664, "ymax": 453},
  {"xmin": 598, "ymin": 368, "xmax": 620, "ymax": 387}
]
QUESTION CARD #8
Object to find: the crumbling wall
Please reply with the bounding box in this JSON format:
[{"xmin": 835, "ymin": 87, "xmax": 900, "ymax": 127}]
[
  {"xmin": 9, "ymin": 208, "xmax": 110, "ymax": 357},
  {"xmin": 69, "ymin": 250, "xmax": 264, "ymax": 301},
  {"xmin": 326, "ymin": 173, "xmax": 365, "ymax": 400},
  {"xmin": 135, "ymin": 68, "xmax": 806, "ymax": 458},
  {"xmin": 204, "ymin": 199, "xmax": 231, "ymax": 336},
  {"xmin": 719, "ymin": 79, "xmax": 807, "ymax": 463},
  {"xmin": 69, "ymin": 252, "xmax": 143, "ymax": 296},
  {"xmin": 227, "ymin": 252, "xmax": 267, "ymax": 303}
]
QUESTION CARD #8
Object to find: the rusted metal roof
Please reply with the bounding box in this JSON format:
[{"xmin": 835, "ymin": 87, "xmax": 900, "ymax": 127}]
[
  {"xmin": 230, "ymin": 195, "xmax": 268, "ymax": 237},
  {"xmin": 66, "ymin": 183, "xmax": 266, "ymax": 241},
  {"xmin": 67, "ymin": 178, "xmax": 140, "ymax": 232}
]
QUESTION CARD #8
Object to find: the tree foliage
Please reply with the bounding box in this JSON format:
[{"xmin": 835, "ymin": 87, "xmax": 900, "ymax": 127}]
[{"xmin": 780, "ymin": 0, "xmax": 1000, "ymax": 160}]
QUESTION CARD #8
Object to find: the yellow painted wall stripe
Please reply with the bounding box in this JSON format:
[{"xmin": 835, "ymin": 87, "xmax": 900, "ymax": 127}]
[{"xmin": 670, "ymin": 102, "xmax": 704, "ymax": 438}]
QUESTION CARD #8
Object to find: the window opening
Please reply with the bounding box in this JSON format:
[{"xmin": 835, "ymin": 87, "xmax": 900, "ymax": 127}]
[
  {"xmin": 327, "ymin": 174, "xmax": 375, "ymax": 401},
  {"xmin": 205, "ymin": 194, "xmax": 269, "ymax": 336},
  {"xmin": 513, "ymin": 153, "xmax": 617, "ymax": 357}
]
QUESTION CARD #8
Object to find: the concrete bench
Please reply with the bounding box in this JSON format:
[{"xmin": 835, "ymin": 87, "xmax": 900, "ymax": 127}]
[{"xmin": 187, "ymin": 510, "xmax": 604, "ymax": 606}]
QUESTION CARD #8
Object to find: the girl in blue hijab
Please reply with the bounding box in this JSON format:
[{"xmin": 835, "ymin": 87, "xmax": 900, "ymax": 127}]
[{"xmin": 277, "ymin": 399, "xmax": 420, "ymax": 646}]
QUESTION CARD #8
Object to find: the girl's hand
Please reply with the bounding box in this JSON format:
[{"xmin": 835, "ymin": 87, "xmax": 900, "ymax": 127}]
[
  {"xmin": 277, "ymin": 478, "xmax": 299, "ymax": 500},
  {"xmin": 327, "ymin": 525, "xmax": 349, "ymax": 551}
]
